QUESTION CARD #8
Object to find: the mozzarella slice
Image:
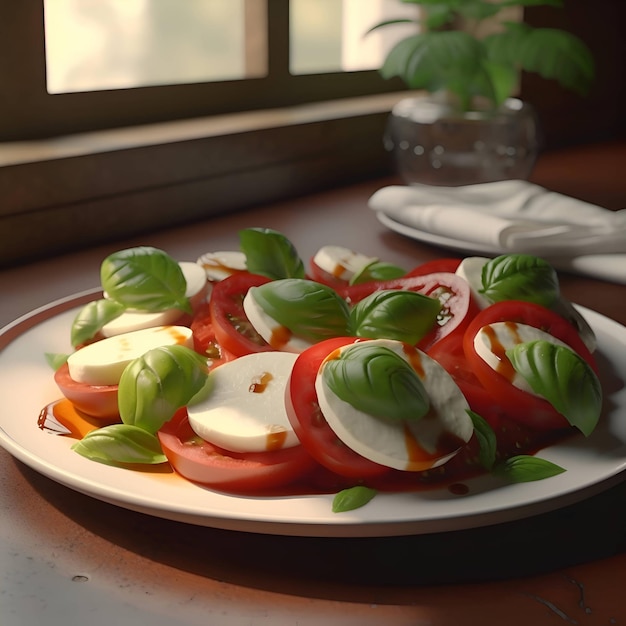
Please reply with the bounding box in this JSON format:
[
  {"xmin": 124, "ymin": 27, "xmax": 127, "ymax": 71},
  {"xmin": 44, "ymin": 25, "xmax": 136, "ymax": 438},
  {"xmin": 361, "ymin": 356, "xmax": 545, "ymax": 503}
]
[
  {"xmin": 101, "ymin": 262, "xmax": 208, "ymax": 337},
  {"xmin": 313, "ymin": 245, "xmax": 377, "ymax": 282},
  {"xmin": 67, "ymin": 325, "xmax": 194, "ymax": 386},
  {"xmin": 473, "ymin": 321, "xmax": 569, "ymax": 395},
  {"xmin": 455, "ymin": 256, "xmax": 491, "ymax": 309},
  {"xmin": 196, "ymin": 250, "xmax": 247, "ymax": 282},
  {"xmin": 315, "ymin": 339, "xmax": 473, "ymax": 471},
  {"xmin": 187, "ymin": 351, "xmax": 300, "ymax": 453},
  {"xmin": 242, "ymin": 290, "xmax": 313, "ymax": 353}
]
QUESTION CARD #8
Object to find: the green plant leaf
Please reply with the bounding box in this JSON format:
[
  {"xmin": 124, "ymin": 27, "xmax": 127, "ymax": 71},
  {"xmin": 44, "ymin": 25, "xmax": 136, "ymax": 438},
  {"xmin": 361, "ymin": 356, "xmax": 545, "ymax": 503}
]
[
  {"xmin": 480, "ymin": 254, "xmax": 559, "ymax": 308},
  {"xmin": 100, "ymin": 246, "xmax": 191, "ymax": 314},
  {"xmin": 322, "ymin": 343, "xmax": 430, "ymax": 422},
  {"xmin": 349, "ymin": 289, "xmax": 441, "ymax": 345},
  {"xmin": 496, "ymin": 455, "xmax": 566, "ymax": 482},
  {"xmin": 481, "ymin": 60, "xmax": 519, "ymax": 108},
  {"xmin": 239, "ymin": 228, "xmax": 305, "ymax": 280},
  {"xmin": 506, "ymin": 340, "xmax": 602, "ymax": 436},
  {"xmin": 484, "ymin": 23, "xmax": 594, "ymax": 95},
  {"xmin": 332, "ymin": 486, "xmax": 377, "ymax": 513},
  {"xmin": 72, "ymin": 424, "xmax": 167, "ymax": 465},
  {"xmin": 349, "ymin": 260, "xmax": 406, "ymax": 285},
  {"xmin": 248, "ymin": 278, "xmax": 350, "ymax": 343},
  {"xmin": 468, "ymin": 410, "xmax": 496, "ymax": 470},
  {"xmin": 118, "ymin": 344, "xmax": 209, "ymax": 433},
  {"xmin": 70, "ymin": 298, "xmax": 126, "ymax": 347}
]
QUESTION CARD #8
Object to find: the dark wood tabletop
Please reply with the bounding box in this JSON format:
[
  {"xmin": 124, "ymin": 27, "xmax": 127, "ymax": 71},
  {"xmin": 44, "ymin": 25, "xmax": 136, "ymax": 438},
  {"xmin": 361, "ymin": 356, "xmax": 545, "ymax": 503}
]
[{"xmin": 0, "ymin": 140, "xmax": 624, "ymax": 625}]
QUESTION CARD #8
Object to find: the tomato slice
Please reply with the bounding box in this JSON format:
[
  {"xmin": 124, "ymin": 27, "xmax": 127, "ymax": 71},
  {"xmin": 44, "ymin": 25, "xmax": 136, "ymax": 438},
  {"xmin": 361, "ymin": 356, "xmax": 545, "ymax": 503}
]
[
  {"xmin": 285, "ymin": 336, "xmax": 392, "ymax": 480},
  {"xmin": 189, "ymin": 301, "xmax": 237, "ymax": 367},
  {"xmin": 341, "ymin": 272, "xmax": 478, "ymax": 350},
  {"xmin": 427, "ymin": 332, "xmax": 508, "ymax": 429},
  {"xmin": 208, "ymin": 272, "xmax": 274, "ymax": 357},
  {"xmin": 404, "ymin": 258, "xmax": 462, "ymax": 276},
  {"xmin": 158, "ymin": 410, "xmax": 319, "ymax": 494},
  {"xmin": 462, "ymin": 300, "xmax": 597, "ymax": 432},
  {"xmin": 53, "ymin": 362, "xmax": 120, "ymax": 419}
]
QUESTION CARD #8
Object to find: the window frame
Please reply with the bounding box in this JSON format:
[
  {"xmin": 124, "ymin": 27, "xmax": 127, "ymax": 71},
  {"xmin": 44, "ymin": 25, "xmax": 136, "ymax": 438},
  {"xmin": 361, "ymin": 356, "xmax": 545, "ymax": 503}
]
[{"xmin": 1, "ymin": 0, "xmax": 405, "ymax": 141}]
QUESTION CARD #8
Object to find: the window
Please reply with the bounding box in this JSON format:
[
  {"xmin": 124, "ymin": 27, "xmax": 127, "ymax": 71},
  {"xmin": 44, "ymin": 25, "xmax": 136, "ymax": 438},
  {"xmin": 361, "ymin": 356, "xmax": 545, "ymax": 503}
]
[
  {"xmin": 0, "ymin": 1, "xmax": 418, "ymax": 267},
  {"xmin": 3, "ymin": 0, "xmax": 417, "ymax": 141}
]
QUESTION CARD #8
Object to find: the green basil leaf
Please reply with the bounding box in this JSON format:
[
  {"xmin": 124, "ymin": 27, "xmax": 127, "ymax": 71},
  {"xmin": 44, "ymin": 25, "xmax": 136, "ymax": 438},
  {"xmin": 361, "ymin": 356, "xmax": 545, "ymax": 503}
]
[
  {"xmin": 118, "ymin": 345, "xmax": 209, "ymax": 433},
  {"xmin": 350, "ymin": 289, "xmax": 441, "ymax": 345},
  {"xmin": 506, "ymin": 340, "xmax": 601, "ymax": 436},
  {"xmin": 45, "ymin": 352, "xmax": 69, "ymax": 371},
  {"xmin": 239, "ymin": 228, "xmax": 305, "ymax": 279},
  {"xmin": 467, "ymin": 410, "xmax": 496, "ymax": 470},
  {"xmin": 72, "ymin": 424, "xmax": 167, "ymax": 465},
  {"xmin": 322, "ymin": 343, "xmax": 429, "ymax": 421},
  {"xmin": 349, "ymin": 260, "xmax": 406, "ymax": 285},
  {"xmin": 249, "ymin": 278, "xmax": 350, "ymax": 343},
  {"xmin": 496, "ymin": 455, "xmax": 566, "ymax": 483},
  {"xmin": 70, "ymin": 298, "xmax": 126, "ymax": 347},
  {"xmin": 480, "ymin": 254, "xmax": 559, "ymax": 308},
  {"xmin": 100, "ymin": 246, "xmax": 192, "ymax": 313},
  {"xmin": 332, "ymin": 486, "xmax": 377, "ymax": 513}
]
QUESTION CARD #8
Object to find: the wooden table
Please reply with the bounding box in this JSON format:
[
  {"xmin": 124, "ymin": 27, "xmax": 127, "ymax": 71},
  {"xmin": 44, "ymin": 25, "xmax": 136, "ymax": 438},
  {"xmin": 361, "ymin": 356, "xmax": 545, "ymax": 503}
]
[{"xmin": 1, "ymin": 141, "xmax": 624, "ymax": 625}]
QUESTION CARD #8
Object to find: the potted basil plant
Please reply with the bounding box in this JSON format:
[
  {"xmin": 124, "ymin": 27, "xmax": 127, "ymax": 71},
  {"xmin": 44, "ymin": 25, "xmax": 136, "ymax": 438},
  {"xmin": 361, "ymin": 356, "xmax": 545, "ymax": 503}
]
[{"xmin": 369, "ymin": 0, "xmax": 595, "ymax": 186}]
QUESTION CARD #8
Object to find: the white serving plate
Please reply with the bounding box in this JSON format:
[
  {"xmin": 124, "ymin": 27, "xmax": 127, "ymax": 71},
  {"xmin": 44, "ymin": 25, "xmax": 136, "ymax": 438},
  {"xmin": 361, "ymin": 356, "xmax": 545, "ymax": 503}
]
[{"xmin": 0, "ymin": 289, "xmax": 625, "ymax": 537}]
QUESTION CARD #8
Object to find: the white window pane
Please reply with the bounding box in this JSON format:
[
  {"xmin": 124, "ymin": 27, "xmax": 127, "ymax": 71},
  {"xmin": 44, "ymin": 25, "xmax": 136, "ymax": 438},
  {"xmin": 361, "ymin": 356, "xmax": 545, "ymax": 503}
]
[
  {"xmin": 44, "ymin": 0, "xmax": 263, "ymax": 94},
  {"xmin": 290, "ymin": 0, "xmax": 420, "ymax": 75}
]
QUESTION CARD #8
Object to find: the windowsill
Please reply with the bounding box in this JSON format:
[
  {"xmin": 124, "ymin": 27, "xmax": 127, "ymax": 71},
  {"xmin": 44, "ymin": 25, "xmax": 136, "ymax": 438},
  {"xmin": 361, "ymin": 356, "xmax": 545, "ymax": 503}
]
[{"xmin": 0, "ymin": 92, "xmax": 410, "ymax": 268}]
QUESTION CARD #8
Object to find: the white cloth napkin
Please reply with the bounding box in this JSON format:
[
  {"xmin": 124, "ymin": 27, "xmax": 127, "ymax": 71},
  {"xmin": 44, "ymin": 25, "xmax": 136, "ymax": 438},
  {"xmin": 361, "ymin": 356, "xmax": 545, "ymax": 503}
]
[{"xmin": 369, "ymin": 180, "xmax": 626, "ymax": 284}]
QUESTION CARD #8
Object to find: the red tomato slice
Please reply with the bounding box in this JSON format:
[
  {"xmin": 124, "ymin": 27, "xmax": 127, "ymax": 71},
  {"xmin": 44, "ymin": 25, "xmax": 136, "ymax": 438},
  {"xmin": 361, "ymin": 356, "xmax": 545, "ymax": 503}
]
[
  {"xmin": 157, "ymin": 410, "xmax": 319, "ymax": 494},
  {"xmin": 341, "ymin": 272, "xmax": 479, "ymax": 351},
  {"xmin": 208, "ymin": 272, "xmax": 274, "ymax": 357},
  {"xmin": 405, "ymin": 258, "xmax": 462, "ymax": 276},
  {"xmin": 284, "ymin": 336, "xmax": 392, "ymax": 480},
  {"xmin": 462, "ymin": 300, "xmax": 597, "ymax": 432},
  {"xmin": 53, "ymin": 363, "xmax": 119, "ymax": 419},
  {"xmin": 189, "ymin": 301, "xmax": 237, "ymax": 367},
  {"xmin": 427, "ymin": 331, "xmax": 508, "ymax": 429}
]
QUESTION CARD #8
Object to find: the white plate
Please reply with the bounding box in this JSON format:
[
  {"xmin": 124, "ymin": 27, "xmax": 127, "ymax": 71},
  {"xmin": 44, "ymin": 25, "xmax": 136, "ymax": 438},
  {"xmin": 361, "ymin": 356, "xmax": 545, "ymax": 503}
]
[
  {"xmin": 377, "ymin": 211, "xmax": 503, "ymax": 256},
  {"xmin": 1, "ymin": 289, "xmax": 625, "ymax": 537}
]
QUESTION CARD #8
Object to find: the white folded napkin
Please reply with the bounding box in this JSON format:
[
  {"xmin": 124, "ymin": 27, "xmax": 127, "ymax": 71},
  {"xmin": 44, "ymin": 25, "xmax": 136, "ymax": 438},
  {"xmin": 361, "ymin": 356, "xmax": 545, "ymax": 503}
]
[{"xmin": 369, "ymin": 180, "xmax": 626, "ymax": 284}]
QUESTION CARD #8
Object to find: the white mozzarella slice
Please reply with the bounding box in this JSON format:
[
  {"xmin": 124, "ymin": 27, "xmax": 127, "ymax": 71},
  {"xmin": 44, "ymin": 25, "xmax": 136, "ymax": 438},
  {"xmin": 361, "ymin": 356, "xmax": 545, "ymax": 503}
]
[
  {"xmin": 67, "ymin": 325, "xmax": 194, "ymax": 386},
  {"xmin": 196, "ymin": 250, "xmax": 247, "ymax": 282},
  {"xmin": 187, "ymin": 351, "xmax": 300, "ymax": 453},
  {"xmin": 101, "ymin": 261, "xmax": 208, "ymax": 337},
  {"xmin": 242, "ymin": 290, "xmax": 313, "ymax": 353},
  {"xmin": 315, "ymin": 339, "xmax": 473, "ymax": 472},
  {"xmin": 313, "ymin": 245, "xmax": 377, "ymax": 282},
  {"xmin": 455, "ymin": 256, "xmax": 491, "ymax": 309},
  {"xmin": 473, "ymin": 321, "xmax": 569, "ymax": 395}
]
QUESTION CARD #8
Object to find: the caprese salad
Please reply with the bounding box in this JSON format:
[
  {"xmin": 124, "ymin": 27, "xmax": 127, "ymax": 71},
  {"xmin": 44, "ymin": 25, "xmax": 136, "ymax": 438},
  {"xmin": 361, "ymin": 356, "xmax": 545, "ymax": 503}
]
[{"xmin": 43, "ymin": 229, "xmax": 603, "ymax": 512}]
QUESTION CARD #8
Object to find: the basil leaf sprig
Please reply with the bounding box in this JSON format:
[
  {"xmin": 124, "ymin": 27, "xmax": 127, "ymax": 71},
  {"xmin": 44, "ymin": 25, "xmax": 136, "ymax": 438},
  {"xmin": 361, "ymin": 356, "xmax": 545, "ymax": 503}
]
[
  {"xmin": 72, "ymin": 424, "xmax": 167, "ymax": 465},
  {"xmin": 248, "ymin": 278, "xmax": 350, "ymax": 343},
  {"xmin": 349, "ymin": 260, "xmax": 406, "ymax": 286},
  {"xmin": 101, "ymin": 246, "xmax": 192, "ymax": 314},
  {"xmin": 239, "ymin": 227, "xmax": 305, "ymax": 279},
  {"xmin": 350, "ymin": 290, "xmax": 441, "ymax": 345},
  {"xmin": 322, "ymin": 343, "xmax": 430, "ymax": 422},
  {"xmin": 469, "ymin": 411, "xmax": 566, "ymax": 482},
  {"xmin": 480, "ymin": 254, "xmax": 559, "ymax": 308},
  {"xmin": 495, "ymin": 456, "xmax": 566, "ymax": 483},
  {"xmin": 506, "ymin": 340, "xmax": 602, "ymax": 436},
  {"xmin": 118, "ymin": 344, "xmax": 209, "ymax": 433},
  {"xmin": 70, "ymin": 298, "xmax": 126, "ymax": 348},
  {"xmin": 332, "ymin": 486, "xmax": 377, "ymax": 513}
]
